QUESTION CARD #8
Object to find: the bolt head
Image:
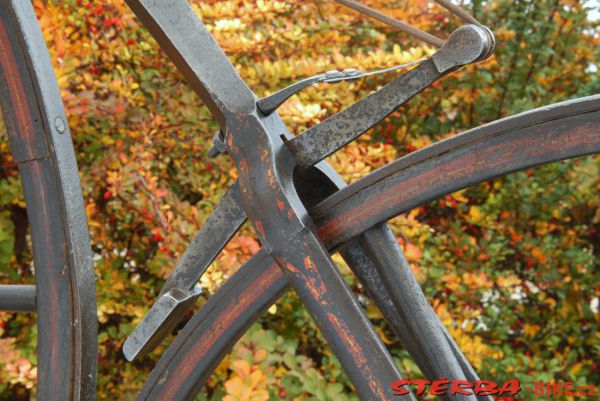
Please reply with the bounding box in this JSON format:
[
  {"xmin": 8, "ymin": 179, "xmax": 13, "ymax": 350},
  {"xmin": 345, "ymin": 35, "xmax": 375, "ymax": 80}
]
[{"xmin": 54, "ymin": 117, "xmax": 66, "ymax": 134}]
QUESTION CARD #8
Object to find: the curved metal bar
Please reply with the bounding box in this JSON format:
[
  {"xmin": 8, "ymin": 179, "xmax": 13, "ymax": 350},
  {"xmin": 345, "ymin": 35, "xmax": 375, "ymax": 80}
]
[
  {"xmin": 313, "ymin": 95, "xmax": 600, "ymax": 247},
  {"xmin": 0, "ymin": 2, "xmax": 97, "ymax": 400},
  {"xmin": 125, "ymin": 0, "xmax": 256, "ymax": 128},
  {"xmin": 136, "ymin": 96, "xmax": 600, "ymax": 401}
]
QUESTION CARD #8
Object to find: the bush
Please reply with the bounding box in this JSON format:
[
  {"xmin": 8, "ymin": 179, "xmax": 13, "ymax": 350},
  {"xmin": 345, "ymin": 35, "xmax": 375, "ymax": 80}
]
[{"xmin": 1, "ymin": 1, "xmax": 598, "ymax": 399}]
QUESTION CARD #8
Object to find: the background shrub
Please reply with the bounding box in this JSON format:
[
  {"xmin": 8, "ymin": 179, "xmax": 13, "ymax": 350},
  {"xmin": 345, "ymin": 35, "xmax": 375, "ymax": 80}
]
[{"xmin": 0, "ymin": 1, "xmax": 598, "ymax": 400}]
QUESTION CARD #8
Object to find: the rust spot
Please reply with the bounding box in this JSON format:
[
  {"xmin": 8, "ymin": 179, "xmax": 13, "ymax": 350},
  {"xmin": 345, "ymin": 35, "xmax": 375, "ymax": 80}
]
[
  {"xmin": 306, "ymin": 278, "xmax": 327, "ymax": 305},
  {"xmin": 239, "ymin": 158, "xmax": 249, "ymax": 173},
  {"xmin": 285, "ymin": 263, "xmax": 299, "ymax": 274},
  {"xmin": 304, "ymin": 256, "xmax": 318, "ymax": 273},
  {"xmin": 326, "ymin": 311, "xmax": 390, "ymax": 400},
  {"xmin": 276, "ymin": 199, "xmax": 284, "ymax": 210},
  {"xmin": 265, "ymin": 165, "xmax": 276, "ymax": 189},
  {"xmin": 225, "ymin": 132, "xmax": 239, "ymax": 154},
  {"xmin": 287, "ymin": 208, "xmax": 295, "ymax": 220},
  {"xmin": 260, "ymin": 148, "xmax": 269, "ymax": 161},
  {"xmin": 255, "ymin": 220, "xmax": 265, "ymax": 238},
  {"xmin": 301, "ymin": 256, "xmax": 328, "ymax": 304}
]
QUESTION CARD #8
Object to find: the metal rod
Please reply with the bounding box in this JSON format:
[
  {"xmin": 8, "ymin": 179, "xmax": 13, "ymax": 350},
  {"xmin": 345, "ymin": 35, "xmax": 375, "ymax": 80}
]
[
  {"xmin": 334, "ymin": 0, "xmax": 445, "ymax": 47},
  {"xmin": 434, "ymin": 0, "xmax": 480, "ymax": 25},
  {"xmin": 0, "ymin": 285, "xmax": 36, "ymax": 312}
]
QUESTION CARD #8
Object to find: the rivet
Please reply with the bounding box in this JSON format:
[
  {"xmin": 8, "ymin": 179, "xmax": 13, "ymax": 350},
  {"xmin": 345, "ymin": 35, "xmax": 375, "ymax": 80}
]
[{"xmin": 54, "ymin": 117, "xmax": 66, "ymax": 134}]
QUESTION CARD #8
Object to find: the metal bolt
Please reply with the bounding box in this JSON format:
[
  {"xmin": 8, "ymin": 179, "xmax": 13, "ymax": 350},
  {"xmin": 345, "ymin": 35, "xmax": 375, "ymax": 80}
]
[
  {"xmin": 207, "ymin": 146, "xmax": 221, "ymax": 158},
  {"xmin": 54, "ymin": 117, "xmax": 66, "ymax": 134}
]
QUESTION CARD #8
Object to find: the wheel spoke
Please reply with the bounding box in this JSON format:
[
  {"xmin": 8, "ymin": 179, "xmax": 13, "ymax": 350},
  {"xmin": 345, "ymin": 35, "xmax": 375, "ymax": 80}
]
[
  {"xmin": 125, "ymin": 0, "xmax": 256, "ymax": 128},
  {"xmin": 0, "ymin": 285, "xmax": 35, "ymax": 312}
]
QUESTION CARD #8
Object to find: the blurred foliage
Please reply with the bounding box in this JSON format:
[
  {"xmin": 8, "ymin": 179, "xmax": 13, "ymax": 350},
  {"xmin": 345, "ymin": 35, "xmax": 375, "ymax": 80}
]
[{"xmin": 0, "ymin": 0, "xmax": 599, "ymax": 400}]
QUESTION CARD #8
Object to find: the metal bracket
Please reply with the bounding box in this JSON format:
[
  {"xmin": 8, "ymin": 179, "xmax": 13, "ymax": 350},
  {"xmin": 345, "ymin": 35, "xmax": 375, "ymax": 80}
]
[
  {"xmin": 257, "ymin": 59, "xmax": 426, "ymax": 116},
  {"xmin": 208, "ymin": 130, "xmax": 227, "ymax": 158},
  {"xmin": 123, "ymin": 285, "xmax": 202, "ymax": 361},
  {"xmin": 123, "ymin": 183, "xmax": 246, "ymax": 361}
]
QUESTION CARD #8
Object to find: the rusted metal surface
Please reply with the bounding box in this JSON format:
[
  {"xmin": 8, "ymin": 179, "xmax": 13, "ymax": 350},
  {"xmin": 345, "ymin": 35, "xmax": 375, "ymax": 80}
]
[
  {"xmin": 122, "ymin": 2, "xmax": 600, "ymax": 401},
  {"xmin": 0, "ymin": 1, "xmax": 97, "ymax": 400},
  {"xmin": 133, "ymin": 96, "xmax": 599, "ymax": 401},
  {"xmin": 2, "ymin": 1, "xmax": 599, "ymax": 400},
  {"xmin": 128, "ymin": 22, "xmax": 497, "ymax": 358},
  {"xmin": 125, "ymin": 2, "xmax": 423, "ymax": 399},
  {"xmin": 223, "ymin": 105, "xmax": 411, "ymax": 401}
]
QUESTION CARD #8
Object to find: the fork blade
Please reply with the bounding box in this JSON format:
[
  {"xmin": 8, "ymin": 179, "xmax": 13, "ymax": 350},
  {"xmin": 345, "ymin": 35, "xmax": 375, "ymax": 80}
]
[{"xmin": 345, "ymin": 223, "xmax": 487, "ymax": 401}]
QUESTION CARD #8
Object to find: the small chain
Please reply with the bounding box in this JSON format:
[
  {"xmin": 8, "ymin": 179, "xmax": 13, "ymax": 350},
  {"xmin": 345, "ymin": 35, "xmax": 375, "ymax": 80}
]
[{"xmin": 334, "ymin": 0, "xmax": 481, "ymax": 48}]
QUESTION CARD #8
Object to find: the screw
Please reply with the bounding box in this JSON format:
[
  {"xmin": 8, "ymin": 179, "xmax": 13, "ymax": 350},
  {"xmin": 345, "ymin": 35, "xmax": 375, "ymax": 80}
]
[
  {"xmin": 208, "ymin": 146, "xmax": 221, "ymax": 158},
  {"xmin": 54, "ymin": 117, "xmax": 66, "ymax": 134}
]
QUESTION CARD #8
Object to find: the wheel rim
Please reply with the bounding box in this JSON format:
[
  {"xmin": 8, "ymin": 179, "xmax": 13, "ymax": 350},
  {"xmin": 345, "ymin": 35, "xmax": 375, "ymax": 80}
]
[{"xmin": 0, "ymin": 2, "xmax": 97, "ymax": 400}]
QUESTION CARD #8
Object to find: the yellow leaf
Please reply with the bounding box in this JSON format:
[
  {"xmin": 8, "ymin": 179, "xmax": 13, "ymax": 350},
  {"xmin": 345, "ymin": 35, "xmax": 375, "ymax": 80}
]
[{"xmin": 468, "ymin": 206, "xmax": 484, "ymax": 224}]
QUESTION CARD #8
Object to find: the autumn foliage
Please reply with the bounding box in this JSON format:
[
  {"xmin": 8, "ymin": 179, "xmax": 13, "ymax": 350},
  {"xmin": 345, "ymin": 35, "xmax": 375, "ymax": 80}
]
[{"xmin": 0, "ymin": 0, "xmax": 599, "ymax": 400}]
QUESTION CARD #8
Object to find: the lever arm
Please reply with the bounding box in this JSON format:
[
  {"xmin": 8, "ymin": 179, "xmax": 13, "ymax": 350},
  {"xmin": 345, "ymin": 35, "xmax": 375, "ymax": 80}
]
[{"xmin": 286, "ymin": 24, "xmax": 494, "ymax": 169}]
